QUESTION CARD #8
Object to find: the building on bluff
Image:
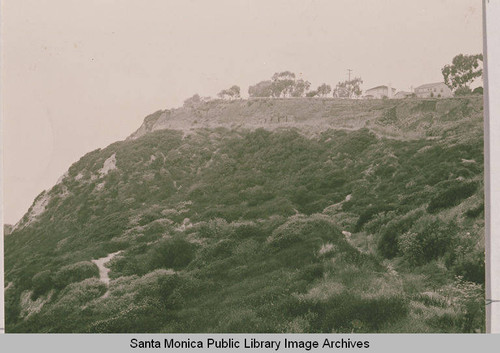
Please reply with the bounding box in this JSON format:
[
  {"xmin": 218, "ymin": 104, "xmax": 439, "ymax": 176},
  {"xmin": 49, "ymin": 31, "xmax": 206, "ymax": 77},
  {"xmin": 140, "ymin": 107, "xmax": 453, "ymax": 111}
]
[
  {"xmin": 364, "ymin": 85, "xmax": 396, "ymax": 99},
  {"xmin": 414, "ymin": 82, "xmax": 453, "ymax": 98}
]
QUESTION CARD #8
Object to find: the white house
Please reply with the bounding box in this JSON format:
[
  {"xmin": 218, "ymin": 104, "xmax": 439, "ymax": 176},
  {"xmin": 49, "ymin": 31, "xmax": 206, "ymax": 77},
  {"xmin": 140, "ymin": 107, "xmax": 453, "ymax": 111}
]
[
  {"xmin": 414, "ymin": 82, "xmax": 453, "ymax": 98},
  {"xmin": 364, "ymin": 85, "xmax": 396, "ymax": 99}
]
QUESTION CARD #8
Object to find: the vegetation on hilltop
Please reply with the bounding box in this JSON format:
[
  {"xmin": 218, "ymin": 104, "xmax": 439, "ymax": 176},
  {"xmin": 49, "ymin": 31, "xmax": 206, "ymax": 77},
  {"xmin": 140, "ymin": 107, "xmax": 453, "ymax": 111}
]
[
  {"xmin": 248, "ymin": 71, "xmax": 312, "ymax": 98},
  {"xmin": 442, "ymin": 53, "xmax": 483, "ymax": 95},
  {"xmin": 178, "ymin": 52, "xmax": 484, "ymax": 104},
  {"xmin": 332, "ymin": 78, "xmax": 363, "ymax": 99}
]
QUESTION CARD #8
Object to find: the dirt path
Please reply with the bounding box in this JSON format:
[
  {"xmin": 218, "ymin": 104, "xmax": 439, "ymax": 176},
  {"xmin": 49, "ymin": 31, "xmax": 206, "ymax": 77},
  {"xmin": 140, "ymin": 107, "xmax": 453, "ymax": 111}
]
[{"xmin": 92, "ymin": 251, "xmax": 121, "ymax": 297}]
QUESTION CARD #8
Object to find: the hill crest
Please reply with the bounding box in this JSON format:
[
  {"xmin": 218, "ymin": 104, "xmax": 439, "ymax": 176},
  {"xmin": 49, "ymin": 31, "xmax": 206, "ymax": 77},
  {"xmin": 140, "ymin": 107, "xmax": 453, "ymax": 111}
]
[{"xmin": 128, "ymin": 96, "xmax": 483, "ymax": 141}]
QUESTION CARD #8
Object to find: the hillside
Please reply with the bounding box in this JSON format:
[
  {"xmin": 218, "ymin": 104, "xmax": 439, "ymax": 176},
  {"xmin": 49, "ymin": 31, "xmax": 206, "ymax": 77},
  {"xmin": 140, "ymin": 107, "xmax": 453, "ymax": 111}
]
[{"xmin": 4, "ymin": 96, "xmax": 485, "ymax": 333}]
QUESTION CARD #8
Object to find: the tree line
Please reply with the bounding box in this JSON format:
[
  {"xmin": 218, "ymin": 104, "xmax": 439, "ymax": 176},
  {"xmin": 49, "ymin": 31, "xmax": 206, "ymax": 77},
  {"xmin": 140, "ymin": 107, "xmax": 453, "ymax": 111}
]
[
  {"xmin": 184, "ymin": 72, "xmax": 363, "ymax": 106},
  {"xmin": 247, "ymin": 71, "xmax": 363, "ymax": 99},
  {"xmin": 189, "ymin": 71, "xmax": 364, "ymax": 106},
  {"xmin": 185, "ymin": 52, "xmax": 483, "ymax": 105}
]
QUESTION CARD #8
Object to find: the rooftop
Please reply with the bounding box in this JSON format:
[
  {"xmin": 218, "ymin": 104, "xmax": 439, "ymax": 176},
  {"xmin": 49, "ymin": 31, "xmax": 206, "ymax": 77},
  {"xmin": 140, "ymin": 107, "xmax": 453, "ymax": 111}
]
[
  {"xmin": 365, "ymin": 85, "xmax": 396, "ymax": 92},
  {"xmin": 415, "ymin": 82, "xmax": 447, "ymax": 89}
]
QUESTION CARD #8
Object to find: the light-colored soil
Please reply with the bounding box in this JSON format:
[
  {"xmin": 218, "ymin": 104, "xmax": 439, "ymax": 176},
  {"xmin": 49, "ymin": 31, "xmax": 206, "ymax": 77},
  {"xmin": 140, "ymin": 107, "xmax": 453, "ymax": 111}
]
[
  {"xmin": 92, "ymin": 251, "xmax": 122, "ymax": 298},
  {"xmin": 99, "ymin": 153, "xmax": 117, "ymax": 177},
  {"xmin": 128, "ymin": 97, "xmax": 483, "ymax": 142}
]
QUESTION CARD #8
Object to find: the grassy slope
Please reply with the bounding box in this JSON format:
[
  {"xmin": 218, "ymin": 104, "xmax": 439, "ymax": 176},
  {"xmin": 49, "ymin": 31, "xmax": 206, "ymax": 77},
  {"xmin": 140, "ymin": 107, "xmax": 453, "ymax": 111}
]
[{"xmin": 4, "ymin": 97, "xmax": 485, "ymax": 332}]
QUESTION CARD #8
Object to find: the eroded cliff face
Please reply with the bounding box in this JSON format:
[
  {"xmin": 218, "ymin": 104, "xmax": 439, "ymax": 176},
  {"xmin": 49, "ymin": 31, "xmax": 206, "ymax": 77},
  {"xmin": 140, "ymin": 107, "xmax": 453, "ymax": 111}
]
[{"xmin": 128, "ymin": 96, "xmax": 483, "ymax": 141}]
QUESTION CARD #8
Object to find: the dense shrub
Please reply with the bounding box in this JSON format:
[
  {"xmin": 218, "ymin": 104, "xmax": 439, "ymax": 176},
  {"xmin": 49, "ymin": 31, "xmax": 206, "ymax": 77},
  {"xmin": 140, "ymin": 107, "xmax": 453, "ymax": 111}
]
[
  {"xmin": 232, "ymin": 222, "xmax": 266, "ymax": 239},
  {"xmin": 139, "ymin": 211, "xmax": 163, "ymax": 226},
  {"xmin": 196, "ymin": 218, "xmax": 232, "ymax": 239},
  {"xmin": 58, "ymin": 278, "xmax": 107, "ymax": 305},
  {"xmin": 445, "ymin": 232, "xmax": 485, "ymax": 284},
  {"xmin": 398, "ymin": 217, "xmax": 456, "ymax": 266},
  {"xmin": 142, "ymin": 221, "xmax": 170, "ymax": 241},
  {"xmin": 412, "ymin": 100, "xmax": 437, "ymax": 112},
  {"xmin": 31, "ymin": 270, "xmax": 53, "ymax": 298},
  {"xmin": 195, "ymin": 239, "xmax": 236, "ymax": 263},
  {"xmin": 267, "ymin": 214, "xmax": 343, "ymax": 250},
  {"xmin": 89, "ymin": 300, "xmax": 167, "ymax": 333},
  {"xmin": 380, "ymin": 106, "xmax": 397, "ymax": 124},
  {"xmin": 266, "ymin": 214, "xmax": 356, "ymax": 269},
  {"xmin": 454, "ymin": 87, "xmax": 472, "ymax": 96},
  {"xmin": 377, "ymin": 210, "xmax": 424, "ymax": 259},
  {"xmin": 440, "ymin": 277, "xmax": 485, "ymax": 332},
  {"xmin": 465, "ymin": 203, "xmax": 484, "ymax": 219},
  {"xmin": 451, "ymin": 250, "xmax": 485, "ymax": 284},
  {"xmin": 308, "ymin": 294, "xmax": 408, "ymax": 332},
  {"xmin": 298, "ymin": 263, "xmax": 324, "ymax": 282},
  {"xmin": 427, "ymin": 182, "xmax": 478, "ymax": 213},
  {"xmin": 146, "ymin": 237, "xmax": 197, "ymax": 271},
  {"xmin": 354, "ymin": 204, "xmax": 395, "ymax": 232},
  {"xmin": 53, "ymin": 262, "xmax": 99, "ymax": 289}
]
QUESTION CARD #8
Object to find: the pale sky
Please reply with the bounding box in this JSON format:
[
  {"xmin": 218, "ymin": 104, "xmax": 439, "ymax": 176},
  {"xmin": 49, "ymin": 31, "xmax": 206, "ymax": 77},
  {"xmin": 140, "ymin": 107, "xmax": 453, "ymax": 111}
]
[{"xmin": 1, "ymin": 0, "xmax": 483, "ymax": 224}]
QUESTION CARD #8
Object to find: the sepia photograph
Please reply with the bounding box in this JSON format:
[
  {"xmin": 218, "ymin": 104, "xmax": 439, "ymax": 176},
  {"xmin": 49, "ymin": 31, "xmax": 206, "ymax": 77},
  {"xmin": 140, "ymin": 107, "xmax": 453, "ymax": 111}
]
[{"xmin": 2, "ymin": 0, "xmax": 486, "ymax": 333}]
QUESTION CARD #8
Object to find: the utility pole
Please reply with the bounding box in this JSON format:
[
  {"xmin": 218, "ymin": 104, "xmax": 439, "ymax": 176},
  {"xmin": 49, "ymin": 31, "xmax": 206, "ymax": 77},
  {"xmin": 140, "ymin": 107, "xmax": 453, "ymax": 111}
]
[{"xmin": 347, "ymin": 69, "xmax": 353, "ymax": 81}]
